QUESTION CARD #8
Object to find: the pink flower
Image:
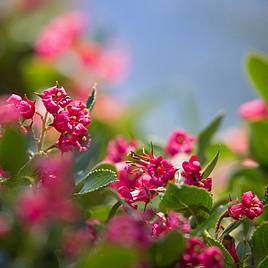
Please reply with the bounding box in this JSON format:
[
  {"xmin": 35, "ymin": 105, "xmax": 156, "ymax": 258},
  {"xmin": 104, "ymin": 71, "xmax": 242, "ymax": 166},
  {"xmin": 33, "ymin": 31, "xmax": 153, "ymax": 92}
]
[
  {"xmin": 6, "ymin": 94, "xmax": 35, "ymax": 120},
  {"xmin": 239, "ymin": 99, "xmax": 268, "ymax": 121},
  {"xmin": 241, "ymin": 191, "xmax": 263, "ymax": 219},
  {"xmin": 37, "ymin": 85, "xmax": 72, "ymax": 114},
  {"xmin": 228, "ymin": 191, "xmax": 263, "ymax": 220},
  {"xmin": 151, "ymin": 211, "xmax": 190, "ymax": 237},
  {"xmin": 200, "ymin": 246, "xmax": 224, "ymax": 268},
  {"xmin": 179, "ymin": 237, "xmax": 206, "ymax": 267},
  {"xmin": 106, "ymin": 136, "xmax": 138, "ymax": 163},
  {"xmin": 106, "ymin": 214, "xmax": 151, "ymax": 248},
  {"xmin": 165, "ymin": 129, "xmax": 195, "ymax": 156},
  {"xmin": 0, "ymin": 98, "xmax": 20, "ymax": 125},
  {"xmin": 228, "ymin": 203, "xmax": 243, "ymax": 220},
  {"xmin": 35, "ymin": 12, "xmax": 86, "ymax": 59},
  {"xmin": 181, "ymin": 155, "xmax": 212, "ymax": 191}
]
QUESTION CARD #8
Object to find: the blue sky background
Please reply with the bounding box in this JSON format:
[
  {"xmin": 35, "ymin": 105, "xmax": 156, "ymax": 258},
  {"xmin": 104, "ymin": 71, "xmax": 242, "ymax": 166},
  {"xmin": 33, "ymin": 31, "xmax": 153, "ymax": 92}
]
[{"xmin": 82, "ymin": 0, "xmax": 268, "ymax": 137}]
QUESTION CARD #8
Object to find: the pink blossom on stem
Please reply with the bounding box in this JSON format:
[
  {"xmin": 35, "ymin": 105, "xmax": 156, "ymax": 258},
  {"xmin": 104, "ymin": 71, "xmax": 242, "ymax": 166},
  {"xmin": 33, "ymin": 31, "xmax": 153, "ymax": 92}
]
[
  {"xmin": 165, "ymin": 129, "xmax": 195, "ymax": 156},
  {"xmin": 228, "ymin": 203, "xmax": 244, "ymax": 220},
  {"xmin": 239, "ymin": 99, "xmax": 268, "ymax": 121},
  {"xmin": 199, "ymin": 246, "xmax": 224, "ymax": 268}
]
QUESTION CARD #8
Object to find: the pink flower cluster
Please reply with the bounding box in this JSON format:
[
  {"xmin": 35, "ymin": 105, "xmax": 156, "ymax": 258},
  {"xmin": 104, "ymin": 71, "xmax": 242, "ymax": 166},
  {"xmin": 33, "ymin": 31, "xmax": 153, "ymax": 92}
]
[
  {"xmin": 111, "ymin": 152, "xmax": 176, "ymax": 208},
  {"xmin": 165, "ymin": 129, "xmax": 195, "ymax": 157},
  {"xmin": 151, "ymin": 211, "xmax": 191, "ymax": 237},
  {"xmin": 35, "ymin": 12, "xmax": 86, "ymax": 59},
  {"xmin": 37, "ymin": 84, "xmax": 91, "ymax": 152},
  {"xmin": 228, "ymin": 191, "xmax": 263, "ymax": 220},
  {"xmin": 181, "ymin": 155, "xmax": 212, "ymax": 191},
  {"xmin": 18, "ymin": 157, "xmax": 77, "ymax": 226},
  {"xmin": 178, "ymin": 237, "xmax": 223, "ymax": 268},
  {"xmin": 106, "ymin": 136, "xmax": 138, "ymax": 163},
  {"xmin": 239, "ymin": 99, "xmax": 268, "ymax": 121}
]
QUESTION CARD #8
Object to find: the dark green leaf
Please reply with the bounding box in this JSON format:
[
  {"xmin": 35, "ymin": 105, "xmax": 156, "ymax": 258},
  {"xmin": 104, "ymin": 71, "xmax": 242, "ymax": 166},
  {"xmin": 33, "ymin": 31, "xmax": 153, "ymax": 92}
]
[
  {"xmin": 202, "ymin": 150, "xmax": 220, "ymax": 179},
  {"xmin": 258, "ymin": 255, "xmax": 268, "ymax": 268},
  {"xmin": 252, "ymin": 222, "xmax": 268, "ymax": 265},
  {"xmin": 236, "ymin": 240, "xmax": 251, "ymax": 264},
  {"xmin": 246, "ymin": 52, "xmax": 268, "ymax": 102},
  {"xmin": 76, "ymin": 169, "xmax": 117, "ymax": 195},
  {"xmin": 150, "ymin": 230, "xmax": 185, "ymax": 267},
  {"xmin": 197, "ymin": 113, "xmax": 224, "ymax": 164},
  {"xmin": 159, "ymin": 183, "xmax": 213, "ymax": 223},
  {"xmin": 0, "ymin": 127, "xmax": 28, "ymax": 177},
  {"xmin": 204, "ymin": 231, "xmax": 236, "ymax": 268},
  {"xmin": 86, "ymin": 86, "xmax": 97, "ymax": 111},
  {"xmin": 78, "ymin": 243, "xmax": 137, "ymax": 268},
  {"xmin": 191, "ymin": 204, "xmax": 227, "ymax": 236}
]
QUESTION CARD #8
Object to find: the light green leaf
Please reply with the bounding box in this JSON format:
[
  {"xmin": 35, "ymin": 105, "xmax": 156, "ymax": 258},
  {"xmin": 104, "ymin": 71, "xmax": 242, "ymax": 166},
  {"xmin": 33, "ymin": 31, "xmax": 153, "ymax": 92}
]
[
  {"xmin": 246, "ymin": 52, "xmax": 268, "ymax": 102},
  {"xmin": 197, "ymin": 113, "xmax": 224, "ymax": 164},
  {"xmin": 76, "ymin": 169, "xmax": 117, "ymax": 195},
  {"xmin": 258, "ymin": 255, "xmax": 268, "ymax": 268},
  {"xmin": 252, "ymin": 222, "xmax": 268, "ymax": 265},
  {"xmin": 159, "ymin": 183, "xmax": 213, "ymax": 223},
  {"xmin": 202, "ymin": 150, "xmax": 220, "ymax": 179}
]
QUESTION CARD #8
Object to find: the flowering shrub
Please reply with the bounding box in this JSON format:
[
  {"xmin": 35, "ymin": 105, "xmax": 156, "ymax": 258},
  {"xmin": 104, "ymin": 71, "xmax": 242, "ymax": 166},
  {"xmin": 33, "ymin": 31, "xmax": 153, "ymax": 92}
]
[{"xmin": 1, "ymin": 51, "xmax": 268, "ymax": 268}]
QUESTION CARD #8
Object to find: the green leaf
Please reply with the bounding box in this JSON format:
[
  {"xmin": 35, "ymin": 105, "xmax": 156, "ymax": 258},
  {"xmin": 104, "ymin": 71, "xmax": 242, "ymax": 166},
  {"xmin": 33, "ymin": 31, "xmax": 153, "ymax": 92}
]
[
  {"xmin": 246, "ymin": 52, "xmax": 268, "ymax": 102},
  {"xmin": 159, "ymin": 183, "xmax": 213, "ymax": 223},
  {"xmin": 249, "ymin": 120, "xmax": 268, "ymax": 167},
  {"xmin": 219, "ymin": 221, "xmax": 242, "ymax": 240},
  {"xmin": 191, "ymin": 204, "xmax": 227, "ymax": 236},
  {"xmin": 252, "ymin": 222, "xmax": 268, "ymax": 265},
  {"xmin": 0, "ymin": 127, "xmax": 28, "ymax": 177},
  {"xmin": 86, "ymin": 86, "xmax": 97, "ymax": 111},
  {"xmin": 78, "ymin": 243, "xmax": 138, "ymax": 268},
  {"xmin": 236, "ymin": 240, "xmax": 251, "ymax": 264},
  {"xmin": 258, "ymin": 255, "xmax": 268, "ymax": 268},
  {"xmin": 202, "ymin": 150, "xmax": 220, "ymax": 179},
  {"xmin": 263, "ymin": 184, "xmax": 268, "ymax": 205},
  {"xmin": 150, "ymin": 230, "xmax": 185, "ymax": 267},
  {"xmin": 76, "ymin": 169, "xmax": 117, "ymax": 195},
  {"xmin": 204, "ymin": 231, "xmax": 236, "ymax": 268},
  {"xmin": 197, "ymin": 113, "xmax": 224, "ymax": 164}
]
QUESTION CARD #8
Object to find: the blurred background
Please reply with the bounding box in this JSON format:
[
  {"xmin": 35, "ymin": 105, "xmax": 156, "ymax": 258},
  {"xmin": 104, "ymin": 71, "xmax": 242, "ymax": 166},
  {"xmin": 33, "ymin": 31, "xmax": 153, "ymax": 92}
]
[{"xmin": 1, "ymin": 0, "xmax": 268, "ymax": 138}]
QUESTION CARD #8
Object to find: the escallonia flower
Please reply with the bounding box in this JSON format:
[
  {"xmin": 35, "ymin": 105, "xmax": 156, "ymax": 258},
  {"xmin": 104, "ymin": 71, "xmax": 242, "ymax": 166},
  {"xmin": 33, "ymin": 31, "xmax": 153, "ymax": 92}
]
[
  {"xmin": 165, "ymin": 129, "xmax": 195, "ymax": 157},
  {"xmin": 181, "ymin": 155, "xmax": 212, "ymax": 191},
  {"xmin": 106, "ymin": 136, "xmax": 138, "ymax": 163},
  {"xmin": 228, "ymin": 191, "xmax": 263, "ymax": 220},
  {"xmin": 151, "ymin": 211, "xmax": 191, "ymax": 238},
  {"xmin": 199, "ymin": 246, "xmax": 224, "ymax": 268},
  {"xmin": 37, "ymin": 84, "xmax": 72, "ymax": 114},
  {"xmin": 6, "ymin": 94, "xmax": 35, "ymax": 120}
]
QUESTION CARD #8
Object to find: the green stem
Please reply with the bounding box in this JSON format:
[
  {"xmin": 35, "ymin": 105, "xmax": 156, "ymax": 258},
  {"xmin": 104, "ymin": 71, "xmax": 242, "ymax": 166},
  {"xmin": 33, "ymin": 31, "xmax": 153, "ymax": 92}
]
[{"xmin": 38, "ymin": 111, "xmax": 48, "ymax": 152}]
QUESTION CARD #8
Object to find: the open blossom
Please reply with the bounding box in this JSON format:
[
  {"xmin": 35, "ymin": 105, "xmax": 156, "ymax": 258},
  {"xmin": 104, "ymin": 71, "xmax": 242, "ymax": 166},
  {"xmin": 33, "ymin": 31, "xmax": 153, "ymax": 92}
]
[
  {"xmin": 199, "ymin": 246, "xmax": 224, "ymax": 268},
  {"xmin": 228, "ymin": 191, "xmax": 263, "ymax": 220},
  {"xmin": 151, "ymin": 211, "xmax": 190, "ymax": 237},
  {"xmin": 37, "ymin": 85, "xmax": 72, "ymax": 114},
  {"xmin": 181, "ymin": 155, "xmax": 212, "ymax": 191},
  {"xmin": 106, "ymin": 136, "xmax": 138, "ymax": 163},
  {"xmin": 35, "ymin": 12, "xmax": 86, "ymax": 59},
  {"xmin": 165, "ymin": 129, "xmax": 195, "ymax": 156},
  {"xmin": 239, "ymin": 99, "xmax": 268, "ymax": 121},
  {"xmin": 6, "ymin": 94, "xmax": 35, "ymax": 120},
  {"xmin": 106, "ymin": 214, "xmax": 151, "ymax": 248}
]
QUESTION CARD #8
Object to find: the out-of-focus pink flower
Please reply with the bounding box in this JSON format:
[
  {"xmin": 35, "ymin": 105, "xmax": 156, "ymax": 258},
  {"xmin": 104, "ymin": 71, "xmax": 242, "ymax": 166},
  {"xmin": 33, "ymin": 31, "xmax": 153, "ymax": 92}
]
[
  {"xmin": 199, "ymin": 246, "xmax": 224, "ymax": 268},
  {"xmin": 151, "ymin": 211, "xmax": 190, "ymax": 237},
  {"xmin": 239, "ymin": 99, "xmax": 268, "ymax": 121},
  {"xmin": 106, "ymin": 136, "xmax": 138, "ymax": 163},
  {"xmin": 6, "ymin": 94, "xmax": 35, "ymax": 120},
  {"xmin": 35, "ymin": 12, "xmax": 87, "ymax": 59},
  {"xmin": 222, "ymin": 235, "xmax": 239, "ymax": 264},
  {"xmin": 181, "ymin": 155, "xmax": 212, "ymax": 191},
  {"xmin": 37, "ymin": 85, "xmax": 72, "ymax": 114},
  {"xmin": 165, "ymin": 129, "xmax": 195, "ymax": 156},
  {"xmin": 224, "ymin": 128, "xmax": 248, "ymax": 155},
  {"xmin": 0, "ymin": 98, "xmax": 20, "ymax": 125},
  {"xmin": 96, "ymin": 49, "xmax": 130, "ymax": 83},
  {"xmin": 228, "ymin": 191, "xmax": 263, "ymax": 220},
  {"xmin": 106, "ymin": 214, "xmax": 151, "ymax": 248},
  {"xmin": 241, "ymin": 191, "xmax": 263, "ymax": 219}
]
